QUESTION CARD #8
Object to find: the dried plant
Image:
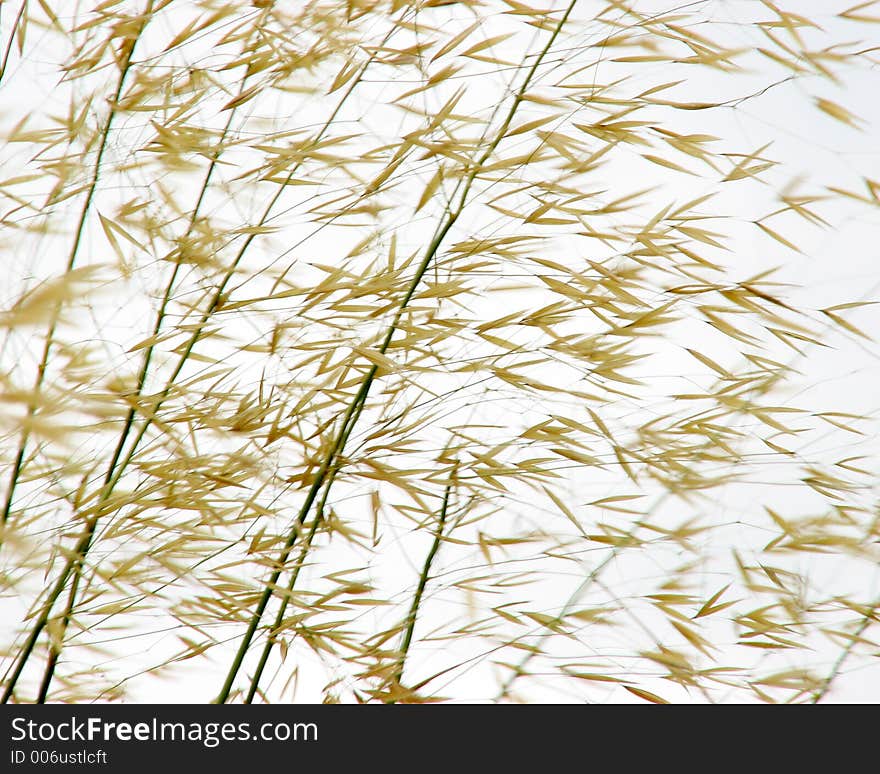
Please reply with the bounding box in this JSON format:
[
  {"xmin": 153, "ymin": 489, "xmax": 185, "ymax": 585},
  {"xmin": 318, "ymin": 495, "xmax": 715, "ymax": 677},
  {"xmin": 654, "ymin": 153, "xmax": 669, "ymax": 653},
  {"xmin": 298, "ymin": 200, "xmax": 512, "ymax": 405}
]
[{"xmin": 0, "ymin": 0, "xmax": 878, "ymax": 704}]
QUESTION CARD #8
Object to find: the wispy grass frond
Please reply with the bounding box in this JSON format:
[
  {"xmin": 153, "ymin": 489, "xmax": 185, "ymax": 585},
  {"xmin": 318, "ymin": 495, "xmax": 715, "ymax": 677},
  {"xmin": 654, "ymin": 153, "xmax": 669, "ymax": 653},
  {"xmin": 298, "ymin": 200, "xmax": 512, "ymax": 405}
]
[{"xmin": 1, "ymin": 0, "xmax": 878, "ymax": 704}]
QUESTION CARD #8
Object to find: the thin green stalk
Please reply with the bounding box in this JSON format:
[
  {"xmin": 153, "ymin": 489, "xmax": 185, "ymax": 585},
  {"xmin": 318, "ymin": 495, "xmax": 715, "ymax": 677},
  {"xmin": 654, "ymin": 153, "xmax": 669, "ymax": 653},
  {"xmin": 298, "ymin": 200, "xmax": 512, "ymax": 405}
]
[
  {"xmin": 0, "ymin": 0, "xmax": 27, "ymax": 84},
  {"xmin": 5, "ymin": 3, "xmax": 292, "ymax": 703},
  {"xmin": 215, "ymin": 379, "xmax": 369, "ymax": 703},
  {"xmin": 392, "ymin": 476, "xmax": 454, "ymax": 694},
  {"xmin": 31, "ymin": 71, "xmax": 256, "ymax": 701},
  {"xmin": 0, "ymin": 1, "xmax": 153, "ymax": 545},
  {"xmin": 242, "ymin": 464, "xmax": 338, "ymax": 703},
  {"xmin": 21, "ymin": 14, "xmax": 409, "ymax": 704},
  {"xmin": 217, "ymin": 0, "xmax": 581, "ymax": 703},
  {"xmin": 811, "ymin": 596, "xmax": 880, "ymax": 703},
  {"xmin": 0, "ymin": 3, "xmax": 157, "ymax": 703},
  {"xmin": 240, "ymin": 408, "xmax": 395, "ymax": 702},
  {"xmin": 1, "ymin": 514, "xmax": 96, "ymax": 703},
  {"xmin": 242, "ymin": 401, "xmax": 447, "ymax": 702},
  {"xmin": 35, "ymin": 561, "xmax": 83, "ymax": 703},
  {"xmin": 495, "ymin": 547, "xmax": 618, "ymax": 701}
]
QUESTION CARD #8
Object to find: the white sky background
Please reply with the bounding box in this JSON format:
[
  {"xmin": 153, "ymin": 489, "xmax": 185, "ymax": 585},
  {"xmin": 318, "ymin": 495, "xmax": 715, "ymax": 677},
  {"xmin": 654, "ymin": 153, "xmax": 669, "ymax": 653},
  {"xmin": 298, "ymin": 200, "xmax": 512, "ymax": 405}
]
[{"xmin": 0, "ymin": 0, "xmax": 879, "ymax": 703}]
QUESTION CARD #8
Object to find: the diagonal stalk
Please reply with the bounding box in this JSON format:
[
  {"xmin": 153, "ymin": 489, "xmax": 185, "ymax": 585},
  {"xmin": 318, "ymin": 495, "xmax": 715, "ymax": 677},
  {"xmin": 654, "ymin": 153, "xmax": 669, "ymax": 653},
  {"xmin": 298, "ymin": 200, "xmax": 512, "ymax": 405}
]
[
  {"xmin": 0, "ymin": 1, "xmax": 154, "ymax": 547},
  {"xmin": 35, "ymin": 558, "xmax": 84, "ymax": 703},
  {"xmin": 391, "ymin": 474, "xmax": 455, "ymax": 695},
  {"xmin": 242, "ymin": 460, "xmax": 339, "ymax": 703},
  {"xmin": 8, "ymin": 10, "xmax": 411, "ymax": 703},
  {"xmin": 1, "ymin": 513, "xmax": 96, "ymax": 702},
  {"xmin": 216, "ymin": 0, "xmax": 581, "ymax": 703},
  {"xmin": 496, "ymin": 492, "xmax": 672, "ymax": 701},
  {"xmin": 810, "ymin": 595, "xmax": 880, "ymax": 703},
  {"xmin": 4, "ymin": 3, "xmax": 298, "ymax": 702},
  {"xmin": 1, "ymin": 2, "xmax": 157, "ymax": 703},
  {"xmin": 30, "ymin": 62, "xmax": 265, "ymax": 702},
  {"xmin": 0, "ymin": 0, "xmax": 28, "ymax": 84}
]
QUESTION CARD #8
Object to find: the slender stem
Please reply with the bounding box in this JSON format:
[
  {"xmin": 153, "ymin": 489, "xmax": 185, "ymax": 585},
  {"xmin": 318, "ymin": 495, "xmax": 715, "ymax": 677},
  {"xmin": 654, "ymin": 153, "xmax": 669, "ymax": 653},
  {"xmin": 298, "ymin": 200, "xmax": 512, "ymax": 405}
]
[
  {"xmin": 495, "ymin": 548, "xmax": 618, "ymax": 701},
  {"xmin": 215, "ymin": 383, "xmax": 368, "ymax": 703},
  {"xmin": 392, "ymin": 476, "xmax": 454, "ymax": 694},
  {"xmin": 1, "ymin": 515, "xmax": 96, "ymax": 702},
  {"xmin": 0, "ymin": 3, "xmax": 153, "ymax": 546},
  {"xmin": 496, "ymin": 492, "xmax": 672, "ymax": 701},
  {"xmin": 218, "ymin": 0, "xmax": 581, "ymax": 703},
  {"xmin": 242, "ymin": 468, "xmax": 337, "ymax": 703},
  {"xmin": 31, "ymin": 51, "xmax": 262, "ymax": 704},
  {"xmin": 0, "ymin": 0, "xmax": 27, "ymax": 84},
  {"xmin": 811, "ymin": 595, "xmax": 880, "ymax": 703},
  {"xmin": 0, "ymin": 3, "xmax": 156, "ymax": 704},
  {"xmin": 35, "ymin": 563, "xmax": 83, "ymax": 703},
  {"xmin": 6, "ymin": 2, "xmax": 286, "ymax": 703},
  {"xmin": 212, "ymin": 16, "xmax": 427, "ymax": 704}
]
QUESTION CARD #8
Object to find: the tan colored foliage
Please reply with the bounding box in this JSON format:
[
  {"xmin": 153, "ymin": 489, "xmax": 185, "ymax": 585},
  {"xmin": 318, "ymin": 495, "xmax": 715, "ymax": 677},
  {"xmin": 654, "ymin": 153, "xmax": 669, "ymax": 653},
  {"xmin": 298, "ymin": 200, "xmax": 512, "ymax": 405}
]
[{"xmin": 0, "ymin": 0, "xmax": 878, "ymax": 703}]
